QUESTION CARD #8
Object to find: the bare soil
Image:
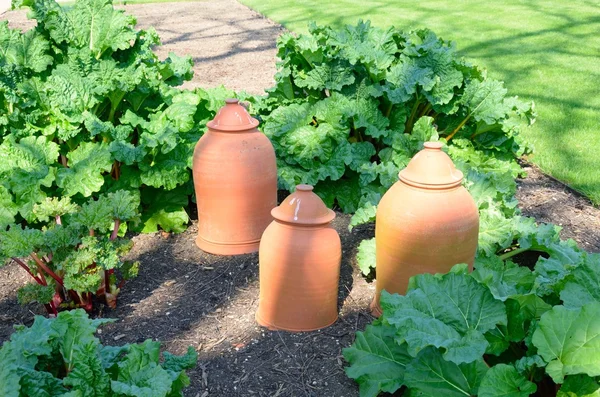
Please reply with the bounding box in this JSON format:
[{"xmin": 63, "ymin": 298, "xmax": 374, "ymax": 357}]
[{"xmin": 1, "ymin": 2, "xmax": 600, "ymax": 396}]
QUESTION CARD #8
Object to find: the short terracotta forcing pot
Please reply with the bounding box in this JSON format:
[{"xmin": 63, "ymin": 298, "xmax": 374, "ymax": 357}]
[
  {"xmin": 371, "ymin": 142, "xmax": 479, "ymax": 316},
  {"xmin": 256, "ymin": 185, "xmax": 341, "ymax": 332},
  {"xmin": 192, "ymin": 99, "xmax": 277, "ymax": 255}
]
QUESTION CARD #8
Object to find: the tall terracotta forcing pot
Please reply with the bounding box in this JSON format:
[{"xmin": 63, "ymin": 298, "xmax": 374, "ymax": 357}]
[
  {"xmin": 371, "ymin": 142, "xmax": 479, "ymax": 316},
  {"xmin": 192, "ymin": 99, "xmax": 277, "ymax": 255},
  {"xmin": 256, "ymin": 185, "xmax": 341, "ymax": 331}
]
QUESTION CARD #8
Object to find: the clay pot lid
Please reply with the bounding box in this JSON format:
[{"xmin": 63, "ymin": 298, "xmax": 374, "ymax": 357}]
[
  {"xmin": 207, "ymin": 98, "xmax": 259, "ymax": 132},
  {"xmin": 399, "ymin": 142, "xmax": 463, "ymax": 188},
  {"xmin": 271, "ymin": 185, "xmax": 336, "ymax": 225}
]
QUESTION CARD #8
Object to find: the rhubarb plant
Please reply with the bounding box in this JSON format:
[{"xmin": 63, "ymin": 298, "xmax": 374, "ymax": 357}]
[
  {"xmin": 243, "ymin": 21, "xmax": 538, "ymax": 275},
  {"xmin": 247, "ymin": 21, "xmax": 535, "ymax": 216},
  {"xmin": 0, "ymin": 190, "xmax": 140, "ymax": 315},
  {"xmin": 1, "ymin": 0, "xmax": 231, "ymax": 234},
  {"xmin": 345, "ymin": 246, "xmax": 600, "ymax": 397},
  {"xmin": 0, "ymin": 309, "xmax": 197, "ymax": 397}
]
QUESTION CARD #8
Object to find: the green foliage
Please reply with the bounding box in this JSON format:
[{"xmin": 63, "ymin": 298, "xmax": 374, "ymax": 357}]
[
  {"xmin": 248, "ymin": 21, "xmax": 533, "ymax": 208},
  {"xmin": 0, "ymin": 309, "xmax": 197, "ymax": 397},
  {"xmin": 243, "ymin": 21, "xmax": 536, "ymax": 275},
  {"xmin": 0, "ymin": 190, "xmax": 139, "ymax": 314},
  {"xmin": 1, "ymin": 0, "xmax": 231, "ymax": 233},
  {"xmin": 344, "ymin": 244, "xmax": 600, "ymax": 397}
]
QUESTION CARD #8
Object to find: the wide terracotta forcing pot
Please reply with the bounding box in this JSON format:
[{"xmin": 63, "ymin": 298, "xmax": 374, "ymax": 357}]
[
  {"xmin": 256, "ymin": 185, "xmax": 341, "ymax": 332},
  {"xmin": 371, "ymin": 142, "xmax": 479, "ymax": 316},
  {"xmin": 192, "ymin": 99, "xmax": 277, "ymax": 255}
]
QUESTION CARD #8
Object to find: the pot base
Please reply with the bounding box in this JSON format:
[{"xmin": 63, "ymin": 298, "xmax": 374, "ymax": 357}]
[
  {"xmin": 369, "ymin": 299, "xmax": 382, "ymax": 318},
  {"xmin": 195, "ymin": 236, "xmax": 260, "ymax": 256},
  {"xmin": 255, "ymin": 311, "xmax": 338, "ymax": 333}
]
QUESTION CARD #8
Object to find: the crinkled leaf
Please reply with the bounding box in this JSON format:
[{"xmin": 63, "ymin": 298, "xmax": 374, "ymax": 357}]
[
  {"xmin": 560, "ymin": 253, "xmax": 600, "ymax": 308},
  {"xmin": 356, "ymin": 238, "xmax": 376, "ymax": 276},
  {"xmin": 343, "ymin": 323, "xmax": 412, "ymax": 397},
  {"xmin": 532, "ymin": 302, "xmax": 600, "ymax": 383},
  {"xmin": 478, "ymin": 364, "xmax": 537, "ymax": 397},
  {"xmin": 56, "ymin": 142, "xmax": 113, "ymax": 197},
  {"xmin": 404, "ymin": 347, "xmax": 488, "ymax": 396},
  {"xmin": 381, "ymin": 270, "xmax": 506, "ymax": 364},
  {"xmin": 294, "ymin": 61, "xmax": 355, "ymax": 91},
  {"xmin": 33, "ymin": 196, "xmax": 79, "ymax": 222}
]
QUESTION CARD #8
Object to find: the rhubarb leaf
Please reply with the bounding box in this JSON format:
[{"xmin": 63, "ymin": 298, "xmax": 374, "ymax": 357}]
[
  {"xmin": 343, "ymin": 323, "xmax": 412, "ymax": 397},
  {"xmin": 560, "ymin": 253, "xmax": 600, "ymax": 308},
  {"xmin": 381, "ymin": 270, "xmax": 506, "ymax": 364},
  {"xmin": 404, "ymin": 347, "xmax": 488, "ymax": 396},
  {"xmin": 558, "ymin": 375, "xmax": 600, "ymax": 397},
  {"xmin": 532, "ymin": 302, "xmax": 600, "ymax": 383},
  {"xmin": 478, "ymin": 364, "xmax": 537, "ymax": 397},
  {"xmin": 56, "ymin": 142, "xmax": 113, "ymax": 197}
]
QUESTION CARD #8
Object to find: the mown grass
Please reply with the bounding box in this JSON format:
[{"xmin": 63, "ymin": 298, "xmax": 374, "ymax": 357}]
[{"xmin": 240, "ymin": 0, "xmax": 600, "ymax": 204}]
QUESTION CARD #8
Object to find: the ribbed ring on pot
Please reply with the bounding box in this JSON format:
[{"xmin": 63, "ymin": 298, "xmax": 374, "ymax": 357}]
[{"xmin": 271, "ymin": 184, "xmax": 335, "ymax": 225}]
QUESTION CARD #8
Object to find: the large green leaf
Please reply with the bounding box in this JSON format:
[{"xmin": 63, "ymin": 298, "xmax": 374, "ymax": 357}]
[
  {"xmin": 112, "ymin": 340, "xmax": 172, "ymax": 397},
  {"xmin": 56, "ymin": 142, "xmax": 113, "ymax": 197},
  {"xmin": 560, "ymin": 253, "xmax": 600, "ymax": 308},
  {"xmin": 478, "ymin": 364, "xmax": 537, "ymax": 397},
  {"xmin": 532, "ymin": 302, "xmax": 600, "ymax": 383},
  {"xmin": 381, "ymin": 269, "xmax": 506, "ymax": 364},
  {"xmin": 404, "ymin": 347, "xmax": 488, "ymax": 396},
  {"xmin": 343, "ymin": 323, "xmax": 412, "ymax": 397},
  {"xmin": 473, "ymin": 256, "xmax": 535, "ymax": 301},
  {"xmin": 294, "ymin": 61, "xmax": 355, "ymax": 91},
  {"xmin": 558, "ymin": 375, "xmax": 600, "ymax": 397},
  {"xmin": 356, "ymin": 237, "xmax": 376, "ymax": 275}
]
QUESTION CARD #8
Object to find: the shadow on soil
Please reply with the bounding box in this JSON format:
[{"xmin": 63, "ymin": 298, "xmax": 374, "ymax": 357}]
[{"xmin": 92, "ymin": 212, "xmax": 373, "ymax": 396}]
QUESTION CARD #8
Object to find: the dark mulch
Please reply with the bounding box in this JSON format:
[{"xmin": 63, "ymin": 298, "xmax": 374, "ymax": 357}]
[
  {"xmin": 1, "ymin": 167, "xmax": 599, "ymax": 396},
  {"xmin": 516, "ymin": 163, "xmax": 600, "ymax": 253},
  {"xmin": 0, "ymin": 213, "xmax": 376, "ymax": 397}
]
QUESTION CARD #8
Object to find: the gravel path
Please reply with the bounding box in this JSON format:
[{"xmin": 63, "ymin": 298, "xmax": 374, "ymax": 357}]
[{"xmin": 2, "ymin": 0, "xmax": 283, "ymax": 94}]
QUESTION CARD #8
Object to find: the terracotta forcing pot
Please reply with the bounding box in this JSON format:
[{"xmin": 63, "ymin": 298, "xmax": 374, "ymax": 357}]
[
  {"xmin": 192, "ymin": 99, "xmax": 277, "ymax": 255},
  {"xmin": 256, "ymin": 185, "xmax": 341, "ymax": 331},
  {"xmin": 371, "ymin": 142, "xmax": 479, "ymax": 316}
]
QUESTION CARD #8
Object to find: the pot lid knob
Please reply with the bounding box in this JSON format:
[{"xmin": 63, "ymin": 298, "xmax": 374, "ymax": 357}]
[
  {"xmin": 271, "ymin": 184, "xmax": 336, "ymax": 225},
  {"xmin": 206, "ymin": 98, "xmax": 259, "ymax": 132},
  {"xmin": 399, "ymin": 142, "xmax": 463, "ymax": 188}
]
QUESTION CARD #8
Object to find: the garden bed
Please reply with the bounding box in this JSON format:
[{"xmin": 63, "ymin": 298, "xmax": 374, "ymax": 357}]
[
  {"xmin": 1, "ymin": 171, "xmax": 598, "ymax": 396},
  {"xmin": 1, "ymin": 1, "xmax": 599, "ymax": 396}
]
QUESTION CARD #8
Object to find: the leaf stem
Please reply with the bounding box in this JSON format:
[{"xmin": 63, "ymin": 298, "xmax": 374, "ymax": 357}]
[
  {"xmin": 110, "ymin": 219, "xmax": 121, "ymax": 241},
  {"xmin": 384, "ymin": 101, "xmax": 394, "ymax": 118},
  {"xmin": 498, "ymin": 246, "xmax": 529, "ymax": 261},
  {"xmin": 405, "ymin": 92, "xmax": 421, "ymax": 134},
  {"xmin": 30, "ymin": 253, "xmax": 63, "ymax": 287},
  {"xmin": 418, "ymin": 103, "xmax": 432, "ymax": 119},
  {"xmin": 12, "ymin": 257, "xmax": 44, "ymax": 285},
  {"xmin": 446, "ymin": 115, "xmax": 471, "ymax": 142}
]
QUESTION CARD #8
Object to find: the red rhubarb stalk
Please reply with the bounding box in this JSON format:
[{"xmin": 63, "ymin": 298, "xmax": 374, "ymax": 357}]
[{"xmin": 30, "ymin": 253, "xmax": 63, "ymax": 287}]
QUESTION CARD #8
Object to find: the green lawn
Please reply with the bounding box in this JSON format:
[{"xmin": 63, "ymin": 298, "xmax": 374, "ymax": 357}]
[{"xmin": 239, "ymin": 0, "xmax": 600, "ymax": 204}]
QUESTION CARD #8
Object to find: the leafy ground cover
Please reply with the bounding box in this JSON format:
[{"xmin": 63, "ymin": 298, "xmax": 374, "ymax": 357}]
[
  {"xmin": 0, "ymin": 0, "xmax": 231, "ymax": 235},
  {"xmin": 239, "ymin": 0, "xmax": 600, "ymax": 204},
  {"xmin": 0, "ymin": 309, "xmax": 197, "ymax": 396},
  {"xmin": 243, "ymin": 21, "xmax": 542, "ymax": 275},
  {"xmin": 0, "ymin": 191, "xmax": 140, "ymax": 314}
]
